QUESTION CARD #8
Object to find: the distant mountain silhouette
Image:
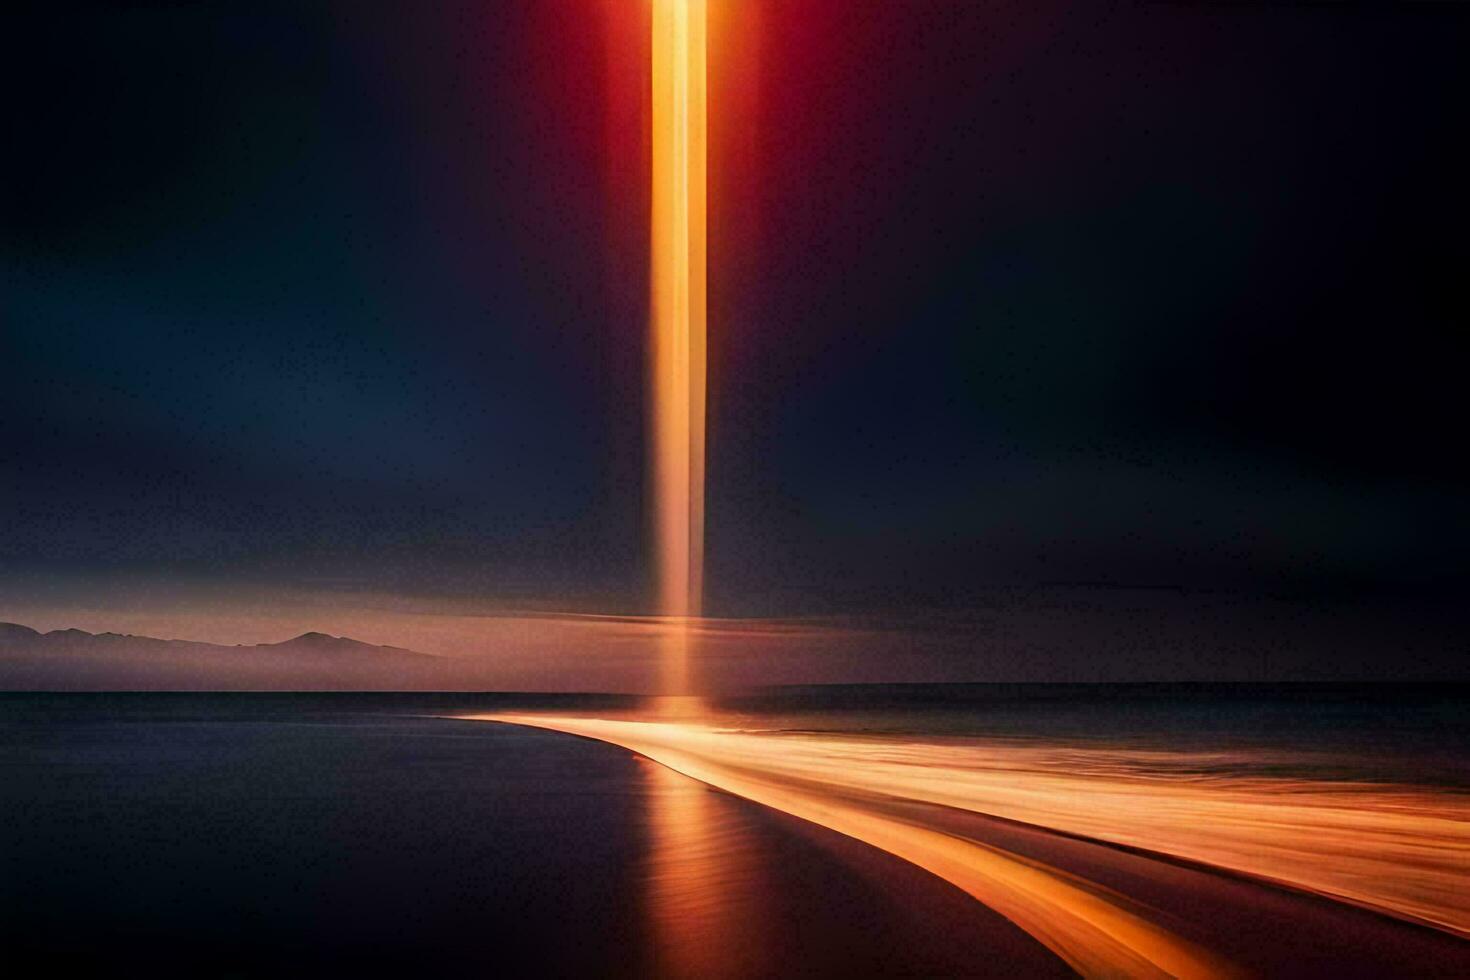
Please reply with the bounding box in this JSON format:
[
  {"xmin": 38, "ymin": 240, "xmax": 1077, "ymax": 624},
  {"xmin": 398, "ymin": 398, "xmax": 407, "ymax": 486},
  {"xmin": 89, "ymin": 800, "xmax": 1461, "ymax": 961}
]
[
  {"xmin": 0, "ymin": 622, "xmax": 42, "ymax": 643},
  {"xmin": 0, "ymin": 623, "xmax": 452, "ymax": 691}
]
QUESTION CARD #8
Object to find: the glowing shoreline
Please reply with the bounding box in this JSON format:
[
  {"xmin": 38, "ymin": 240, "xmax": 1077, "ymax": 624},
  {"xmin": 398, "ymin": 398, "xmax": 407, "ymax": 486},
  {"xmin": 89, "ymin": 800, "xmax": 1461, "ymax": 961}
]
[
  {"xmin": 461, "ymin": 711, "xmax": 1470, "ymax": 975},
  {"xmin": 464, "ymin": 713, "xmax": 1233, "ymax": 977}
]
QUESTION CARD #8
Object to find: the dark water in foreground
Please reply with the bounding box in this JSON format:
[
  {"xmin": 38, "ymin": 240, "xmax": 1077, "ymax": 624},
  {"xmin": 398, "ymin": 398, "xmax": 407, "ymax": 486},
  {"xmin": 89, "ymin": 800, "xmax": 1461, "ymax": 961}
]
[
  {"xmin": 0, "ymin": 691, "xmax": 1057, "ymax": 977},
  {"xmin": 3, "ymin": 686, "xmax": 1467, "ymax": 976}
]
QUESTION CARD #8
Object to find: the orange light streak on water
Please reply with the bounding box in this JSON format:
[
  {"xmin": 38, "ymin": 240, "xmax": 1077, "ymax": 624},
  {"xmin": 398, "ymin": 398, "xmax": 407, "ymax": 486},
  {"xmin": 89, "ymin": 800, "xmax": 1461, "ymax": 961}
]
[
  {"xmin": 466, "ymin": 713, "xmax": 1470, "ymax": 974},
  {"xmin": 650, "ymin": 0, "xmax": 707, "ymax": 652},
  {"xmin": 643, "ymin": 759, "xmax": 771, "ymax": 978},
  {"xmin": 475, "ymin": 713, "xmax": 1236, "ymax": 977}
]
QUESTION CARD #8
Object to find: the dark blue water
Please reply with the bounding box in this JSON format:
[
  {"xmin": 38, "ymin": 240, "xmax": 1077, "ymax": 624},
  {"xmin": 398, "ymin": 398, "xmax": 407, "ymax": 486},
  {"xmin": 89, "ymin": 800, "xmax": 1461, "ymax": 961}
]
[
  {"xmin": 1, "ymin": 696, "xmax": 648, "ymax": 975},
  {"xmin": 0, "ymin": 691, "xmax": 1072, "ymax": 978},
  {"xmin": 4, "ymin": 687, "xmax": 1466, "ymax": 976}
]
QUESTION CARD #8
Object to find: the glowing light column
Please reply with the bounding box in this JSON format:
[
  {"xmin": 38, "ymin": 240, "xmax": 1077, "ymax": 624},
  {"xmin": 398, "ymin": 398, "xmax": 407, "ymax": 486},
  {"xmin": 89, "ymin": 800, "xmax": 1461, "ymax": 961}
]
[{"xmin": 651, "ymin": 0, "xmax": 707, "ymax": 632}]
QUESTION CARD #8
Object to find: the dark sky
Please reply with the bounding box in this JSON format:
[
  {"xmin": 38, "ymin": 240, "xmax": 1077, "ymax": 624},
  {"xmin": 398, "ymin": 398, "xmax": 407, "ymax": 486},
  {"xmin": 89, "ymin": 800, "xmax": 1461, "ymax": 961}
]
[{"xmin": 5, "ymin": 2, "xmax": 1468, "ymax": 662}]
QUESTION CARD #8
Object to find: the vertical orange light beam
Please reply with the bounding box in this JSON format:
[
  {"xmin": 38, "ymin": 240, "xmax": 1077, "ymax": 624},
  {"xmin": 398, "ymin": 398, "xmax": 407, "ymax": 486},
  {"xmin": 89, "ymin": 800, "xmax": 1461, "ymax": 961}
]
[{"xmin": 651, "ymin": 0, "xmax": 706, "ymax": 697}]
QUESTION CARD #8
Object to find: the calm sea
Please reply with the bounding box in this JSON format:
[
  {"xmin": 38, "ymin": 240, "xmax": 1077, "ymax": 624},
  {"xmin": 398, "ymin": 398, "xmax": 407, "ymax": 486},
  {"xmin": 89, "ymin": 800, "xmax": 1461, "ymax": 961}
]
[{"xmin": 3, "ymin": 685, "xmax": 1466, "ymax": 975}]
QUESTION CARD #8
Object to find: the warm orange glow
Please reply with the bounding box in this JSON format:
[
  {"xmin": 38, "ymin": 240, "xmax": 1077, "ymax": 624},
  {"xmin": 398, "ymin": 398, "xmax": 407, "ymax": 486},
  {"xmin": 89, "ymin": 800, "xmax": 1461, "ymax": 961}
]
[
  {"xmin": 650, "ymin": 0, "xmax": 707, "ymax": 648},
  {"xmin": 466, "ymin": 713, "xmax": 1470, "ymax": 974},
  {"xmin": 643, "ymin": 760, "xmax": 768, "ymax": 977},
  {"xmin": 476, "ymin": 714, "xmax": 1233, "ymax": 976}
]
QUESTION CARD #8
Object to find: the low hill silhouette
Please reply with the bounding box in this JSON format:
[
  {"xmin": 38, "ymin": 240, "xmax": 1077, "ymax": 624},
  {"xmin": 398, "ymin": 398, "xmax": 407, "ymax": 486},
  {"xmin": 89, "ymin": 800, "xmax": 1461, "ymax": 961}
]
[{"xmin": 0, "ymin": 623, "xmax": 451, "ymax": 690}]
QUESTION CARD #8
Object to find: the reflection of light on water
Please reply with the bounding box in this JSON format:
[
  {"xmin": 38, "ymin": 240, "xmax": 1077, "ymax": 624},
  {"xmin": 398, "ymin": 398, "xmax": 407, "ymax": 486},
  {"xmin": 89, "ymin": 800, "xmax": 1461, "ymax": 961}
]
[
  {"xmin": 480, "ymin": 715, "xmax": 1233, "ymax": 977},
  {"xmin": 466, "ymin": 712, "xmax": 1470, "ymax": 975},
  {"xmin": 651, "ymin": 691, "xmax": 710, "ymax": 723},
  {"xmin": 642, "ymin": 760, "xmax": 769, "ymax": 980}
]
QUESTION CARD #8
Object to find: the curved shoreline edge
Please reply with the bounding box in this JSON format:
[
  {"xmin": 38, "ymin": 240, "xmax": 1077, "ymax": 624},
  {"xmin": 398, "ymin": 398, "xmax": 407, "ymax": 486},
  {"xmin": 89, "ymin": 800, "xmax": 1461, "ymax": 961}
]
[
  {"xmin": 458, "ymin": 713, "xmax": 1470, "ymax": 979},
  {"xmin": 463, "ymin": 714, "xmax": 1235, "ymax": 977}
]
